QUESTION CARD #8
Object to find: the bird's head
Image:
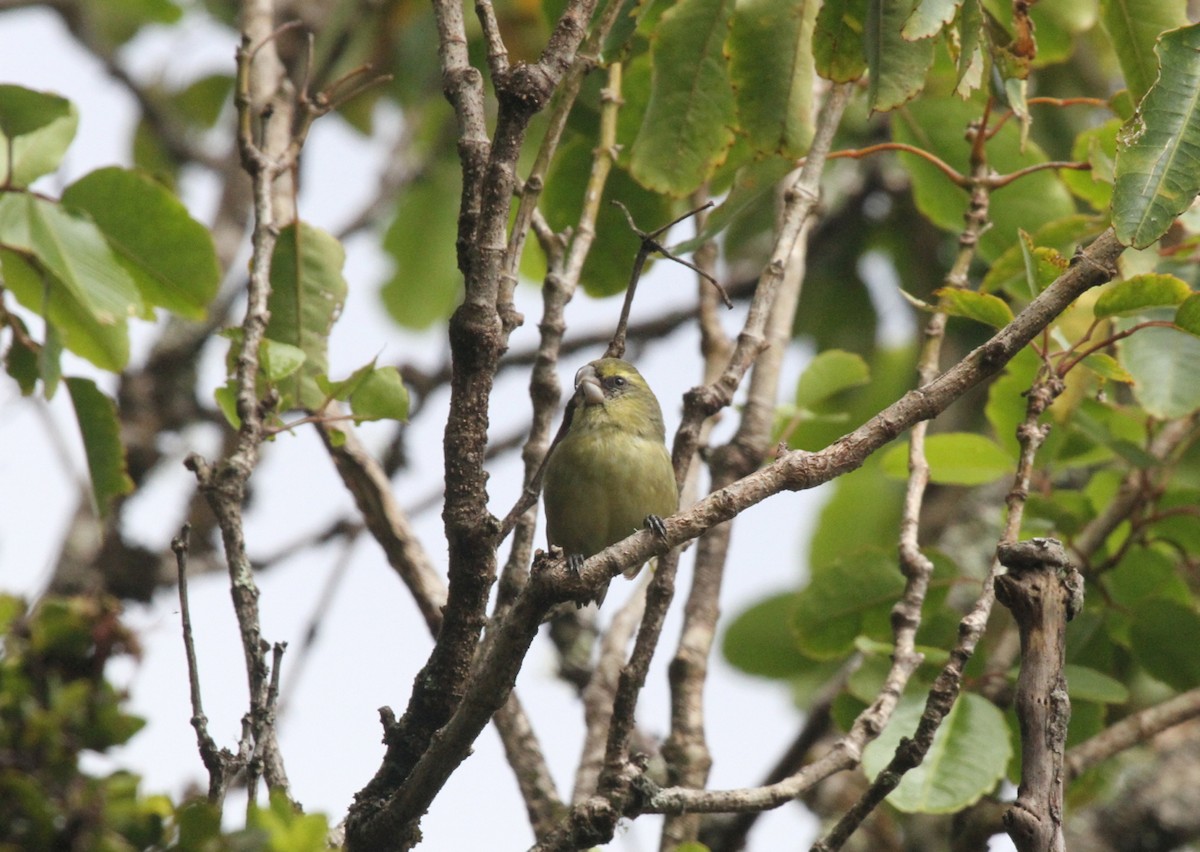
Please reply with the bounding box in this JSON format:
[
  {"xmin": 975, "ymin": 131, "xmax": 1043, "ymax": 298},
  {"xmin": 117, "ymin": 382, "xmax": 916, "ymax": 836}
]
[{"xmin": 568, "ymin": 358, "xmax": 666, "ymax": 440}]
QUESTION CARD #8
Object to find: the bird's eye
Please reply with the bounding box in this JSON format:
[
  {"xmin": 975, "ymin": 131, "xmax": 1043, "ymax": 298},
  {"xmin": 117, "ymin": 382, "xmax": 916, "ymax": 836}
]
[{"xmin": 609, "ymin": 375, "xmax": 627, "ymax": 388}]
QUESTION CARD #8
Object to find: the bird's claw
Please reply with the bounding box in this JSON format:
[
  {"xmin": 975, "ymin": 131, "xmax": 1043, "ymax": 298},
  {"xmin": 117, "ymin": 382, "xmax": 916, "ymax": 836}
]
[
  {"xmin": 566, "ymin": 553, "xmax": 585, "ymax": 575},
  {"xmin": 644, "ymin": 514, "xmax": 668, "ymax": 541}
]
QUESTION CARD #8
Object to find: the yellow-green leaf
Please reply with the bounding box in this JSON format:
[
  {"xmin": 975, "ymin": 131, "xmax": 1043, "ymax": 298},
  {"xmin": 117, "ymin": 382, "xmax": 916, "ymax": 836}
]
[
  {"xmin": 934, "ymin": 288, "xmax": 1014, "ymax": 328},
  {"xmin": 882, "ymin": 432, "xmax": 1014, "ymax": 485},
  {"xmin": 1094, "ymin": 273, "xmax": 1191, "ymax": 318},
  {"xmin": 729, "ymin": 0, "xmax": 817, "ymax": 158},
  {"xmin": 629, "ymin": 0, "xmax": 737, "ymax": 195}
]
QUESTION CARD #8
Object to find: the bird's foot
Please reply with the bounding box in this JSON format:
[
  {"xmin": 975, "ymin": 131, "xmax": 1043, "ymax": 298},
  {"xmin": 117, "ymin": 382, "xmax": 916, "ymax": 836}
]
[
  {"xmin": 566, "ymin": 552, "xmax": 585, "ymax": 575},
  {"xmin": 644, "ymin": 514, "xmax": 668, "ymax": 541}
]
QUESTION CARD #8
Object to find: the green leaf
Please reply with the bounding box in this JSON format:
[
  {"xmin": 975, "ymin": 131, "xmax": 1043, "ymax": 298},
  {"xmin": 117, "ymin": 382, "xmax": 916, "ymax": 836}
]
[
  {"xmin": 66, "ymin": 377, "xmax": 134, "ymax": 517},
  {"xmin": 1063, "ymin": 664, "xmax": 1130, "ymax": 704},
  {"xmin": 903, "ymin": 0, "xmax": 960, "ymax": 40},
  {"xmin": 319, "ymin": 359, "xmax": 378, "ymax": 402},
  {"xmin": 174, "ymin": 74, "xmax": 235, "ymax": 129},
  {"xmin": 628, "ymin": 0, "xmax": 737, "ymax": 195},
  {"xmin": 729, "ymin": 0, "xmax": 817, "ymax": 158},
  {"xmin": 3, "ymin": 314, "xmax": 39, "ymax": 395},
  {"xmin": 723, "ymin": 591, "xmax": 810, "ymax": 677},
  {"xmin": 381, "ymin": 162, "xmax": 462, "ymax": 328},
  {"xmin": 862, "ymin": 692, "xmax": 1011, "ymax": 813},
  {"xmin": 795, "ymin": 349, "xmax": 870, "ymax": 408},
  {"xmin": 1129, "ymin": 597, "xmax": 1200, "ymax": 690},
  {"xmin": 934, "ymin": 288, "xmax": 1014, "ymax": 328},
  {"xmin": 1061, "ymin": 118, "xmax": 1121, "ymax": 211},
  {"xmin": 1017, "ymin": 230, "xmax": 1070, "ymax": 297},
  {"xmin": 0, "ymin": 85, "xmax": 78, "ymax": 188},
  {"xmin": 1118, "ymin": 310, "xmax": 1200, "ymax": 417},
  {"xmin": 0, "ymin": 84, "xmax": 71, "ymax": 139},
  {"xmin": 894, "ymin": 95, "xmax": 1075, "ymax": 261},
  {"xmin": 982, "ymin": 215, "xmax": 1106, "ymax": 296},
  {"xmin": 62, "ymin": 167, "xmax": 219, "ymax": 319},
  {"xmin": 0, "ymin": 192, "xmax": 144, "ymax": 326},
  {"xmin": 1099, "ymin": 0, "xmax": 1188, "ymax": 104},
  {"xmin": 1081, "ymin": 352, "xmax": 1134, "ymax": 383},
  {"xmin": 670, "ymin": 157, "xmax": 792, "ymax": 254},
  {"xmin": 542, "ymin": 135, "xmax": 675, "ymax": 296},
  {"xmin": 214, "ymin": 379, "xmax": 240, "ymax": 428},
  {"xmin": 814, "ymin": 0, "xmax": 868, "ymax": 82},
  {"xmin": 348, "ymin": 366, "xmax": 410, "ymax": 422},
  {"xmin": 864, "ymin": 0, "xmax": 936, "ymax": 112},
  {"xmin": 82, "ymin": 0, "xmax": 182, "ymax": 46},
  {"xmin": 882, "ymin": 432, "xmax": 1014, "ymax": 485},
  {"xmin": 1112, "ymin": 24, "xmax": 1200, "ymax": 249},
  {"xmin": 260, "ymin": 339, "xmax": 306, "ymax": 382},
  {"xmin": 792, "ymin": 549, "xmax": 906, "ymax": 660},
  {"xmin": 1175, "ymin": 292, "xmax": 1200, "ymax": 336},
  {"xmin": 1094, "ymin": 273, "xmax": 1191, "ymax": 318},
  {"xmin": 0, "ymin": 247, "xmax": 129, "ymax": 371},
  {"xmin": 954, "ymin": 0, "xmax": 985, "ymax": 97},
  {"xmin": 267, "ymin": 222, "xmax": 348, "ymax": 410}
]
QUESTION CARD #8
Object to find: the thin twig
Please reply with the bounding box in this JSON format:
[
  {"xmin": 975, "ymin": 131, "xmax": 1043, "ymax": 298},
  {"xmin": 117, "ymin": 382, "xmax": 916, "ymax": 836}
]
[{"xmin": 173, "ymin": 524, "xmax": 236, "ymax": 805}]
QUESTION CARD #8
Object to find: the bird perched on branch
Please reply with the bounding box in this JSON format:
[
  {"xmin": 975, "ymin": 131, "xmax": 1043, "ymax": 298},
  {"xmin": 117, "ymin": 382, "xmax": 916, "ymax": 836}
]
[{"xmin": 543, "ymin": 358, "xmax": 678, "ymax": 599}]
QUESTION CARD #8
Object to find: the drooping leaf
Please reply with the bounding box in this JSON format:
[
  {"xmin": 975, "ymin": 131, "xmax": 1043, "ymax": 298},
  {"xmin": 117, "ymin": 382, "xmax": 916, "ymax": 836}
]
[
  {"xmin": 0, "ymin": 247, "xmax": 129, "ymax": 371},
  {"xmin": 628, "ymin": 0, "xmax": 737, "ymax": 195},
  {"xmin": 0, "ymin": 84, "xmax": 71, "ymax": 140},
  {"xmin": 864, "ymin": 0, "xmax": 936, "ymax": 112},
  {"xmin": 66, "ymin": 377, "xmax": 134, "ymax": 518},
  {"xmin": 1099, "ymin": 0, "xmax": 1188, "ymax": 104},
  {"xmin": 954, "ymin": 0, "xmax": 985, "ymax": 97},
  {"xmin": 795, "ymin": 349, "xmax": 871, "ymax": 408},
  {"xmin": 0, "ymin": 85, "xmax": 78, "ymax": 188},
  {"xmin": 266, "ymin": 222, "xmax": 348, "ymax": 410},
  {"xmin": 62, "ymin": 167, "xmax": 219, "ymax": 319},
  {"xmin": 1112, "ymin": 23, "xmax": 1200, "ymax": 249},
  {"xmin": 882, "ymin": 432, "xmax": 1014, "ymax": 485},
  {"xmin": 934, "ymin": 288, "xmax": 1014, "ymax": 328},
  {"xmin": 670, "ymin": 157, "xmax": 792, "ymax": 254},
  {"xmin": 729, "ymin": 0, "xmax": 817, "ymax": 158},
  {"xmin": 3, "ymin": 314, "xmax": 39, "ymax": 395},
  {"xmin": 863, "ymin": 692, "xmax": 1011, "ymax": 813},
  {"xmin": 1093, "ymin": 273, "xmax": 1191, "ymax": 318},
  {"xmin": 0, "ymin": 193, "xmax": 143, "ymax": 324},
  {"xmin": 381, "ymin": 163, "xmax": 462, "ymax": 328},
  {"xmin": 814, "ymin": 0, "xmax": 868, "ymax": 82},
  {"xmin": 1118, "ymin": 310, "xmax": 1200, "ymax": 417},
  {"xmin": 542, "ymin": 135, "xmax": 675, "ymax": 296},
  {"xmin": 903, "ymin": 0, "xmax": 960, "ymax": 40}
]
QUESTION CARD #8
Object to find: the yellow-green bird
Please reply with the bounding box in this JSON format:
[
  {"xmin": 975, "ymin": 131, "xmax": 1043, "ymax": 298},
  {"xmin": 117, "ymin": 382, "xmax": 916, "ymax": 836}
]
[{"xmin": 543, "ymin": 358, "xmax": 678, "ymax": 593}]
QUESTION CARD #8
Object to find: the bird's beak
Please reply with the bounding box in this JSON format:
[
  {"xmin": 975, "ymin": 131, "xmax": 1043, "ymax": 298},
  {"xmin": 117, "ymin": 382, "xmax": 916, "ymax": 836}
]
[{"xmin": 574, "ymin": 364, "xmax": 605, "ymax": 406}]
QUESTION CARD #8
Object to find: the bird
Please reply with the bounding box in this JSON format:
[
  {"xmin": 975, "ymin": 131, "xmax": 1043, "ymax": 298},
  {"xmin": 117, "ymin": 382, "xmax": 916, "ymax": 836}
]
[{"xmin": 542, "ymin": 358, "xmax": 678, "ymax": 599}]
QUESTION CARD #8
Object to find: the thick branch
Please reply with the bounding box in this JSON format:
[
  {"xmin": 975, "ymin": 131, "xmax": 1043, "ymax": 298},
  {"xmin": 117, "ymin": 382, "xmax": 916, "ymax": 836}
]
[{"xmin": 995, "ymin": 538, "xmax": 1082, "ymax": 852}]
